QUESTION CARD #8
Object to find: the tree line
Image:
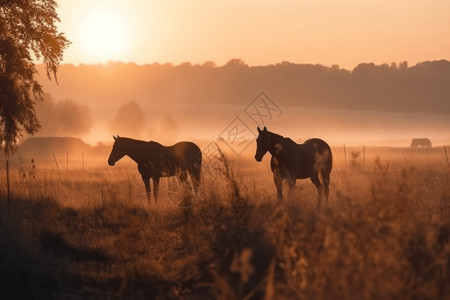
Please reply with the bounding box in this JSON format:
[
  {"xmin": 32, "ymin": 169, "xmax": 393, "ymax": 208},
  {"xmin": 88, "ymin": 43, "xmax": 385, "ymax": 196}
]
[{"xmin": 39, "ymin": 59, "xmax": 450, "ymax": 116}]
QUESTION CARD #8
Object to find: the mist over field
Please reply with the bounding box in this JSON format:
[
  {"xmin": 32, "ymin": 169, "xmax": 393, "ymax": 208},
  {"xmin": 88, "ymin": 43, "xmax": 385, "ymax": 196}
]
[
  {"xmin": 35, "ymin": 60, "xmax": 450, "ymax": 147},
  {"xmin": 6, "ymin": 45, "xmax": 450, "ymax": 300},
  {"xmin": 7, "ymin": 60, "xmax": 447, "ymax": 298},
  {"xmin": 3, "ymin": 0, "xmax": 450, "ymax": 298}
]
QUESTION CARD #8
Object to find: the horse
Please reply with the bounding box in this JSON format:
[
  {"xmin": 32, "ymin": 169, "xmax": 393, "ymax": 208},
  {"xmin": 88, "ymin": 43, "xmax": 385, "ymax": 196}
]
[
  {"xmin": 108, "ymin": 136, "xmax": 202, "ymax": 203},
  {"xmin": 254, "ymin": 127, "xmax": 332, "ymax": 208},
  {"xmin": 410, "ymin": 138, "xmax": 432, "ymax": 148}
]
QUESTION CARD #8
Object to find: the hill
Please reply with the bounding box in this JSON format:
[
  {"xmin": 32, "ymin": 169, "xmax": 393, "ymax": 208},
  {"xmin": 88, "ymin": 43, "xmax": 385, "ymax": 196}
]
[{"xmin": 17, "ymin": 137, "xmax": 109, "ymax": 161}]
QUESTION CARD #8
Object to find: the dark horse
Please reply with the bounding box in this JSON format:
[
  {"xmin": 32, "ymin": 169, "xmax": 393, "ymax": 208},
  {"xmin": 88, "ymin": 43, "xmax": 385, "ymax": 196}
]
[
  {"xmin": 108, "ymin": 136, "xmax": 202, "ymax": 202},
  {"xmin": 255, "ymin": 127, "xmax": 332, "ymax": 207}
]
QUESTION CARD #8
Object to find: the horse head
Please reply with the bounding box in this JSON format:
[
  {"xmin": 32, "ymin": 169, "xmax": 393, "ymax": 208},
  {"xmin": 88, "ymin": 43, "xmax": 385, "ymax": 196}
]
[
  {"xmin": 108, "ymin": 135, "xmax": 125, "ymax": 166},
  {"xmin": 255, "ymin": 126, "xmax": 269, "ymax": 162}
]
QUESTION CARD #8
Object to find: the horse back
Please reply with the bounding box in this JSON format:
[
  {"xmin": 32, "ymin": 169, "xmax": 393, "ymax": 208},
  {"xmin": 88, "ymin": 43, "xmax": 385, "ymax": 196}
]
[
  {"xmin": 271, "ymin": 138, "xmax": 332, "ymax": 178},
  {"xmin": 169, "ymin": 141, "xmax": 202, "ymax": 167},
  {"xmin": 302, "ymin": 138, "xmax": 332, "ymax": 173}
]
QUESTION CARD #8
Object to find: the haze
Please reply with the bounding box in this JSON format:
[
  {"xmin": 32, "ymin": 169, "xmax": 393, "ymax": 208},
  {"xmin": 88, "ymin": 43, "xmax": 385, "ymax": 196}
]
[
  {"xmin": 58, "ymin": 0, "xmax": 450, "ymax": 69},
  {"xmin": 29, "ymin": 0, "xmax": 450, "ymax": 147},
  {"xmin": 37, "ymin": 61, "xmax": 450, "ymax": 147}
]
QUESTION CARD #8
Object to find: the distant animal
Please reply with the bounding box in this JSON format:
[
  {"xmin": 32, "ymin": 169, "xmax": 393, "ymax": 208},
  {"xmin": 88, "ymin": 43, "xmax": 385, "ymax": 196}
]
[
  {"xmin": 254, "ymin": 127, "xmax": 332, "ymax": 208},
  {"xmin": 410, "ymin": 138, "xmax": 432, "ymax": 148},
  {"xmin": 108, "ymin": 136, "xmax": 202, "ymax": 202}
]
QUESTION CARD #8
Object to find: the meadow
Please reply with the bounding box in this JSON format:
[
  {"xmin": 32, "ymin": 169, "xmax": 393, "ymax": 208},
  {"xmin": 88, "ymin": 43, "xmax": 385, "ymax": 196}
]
[{"xmin": 0, "ymin": 145, "xmax": 449, "ymax": 299}]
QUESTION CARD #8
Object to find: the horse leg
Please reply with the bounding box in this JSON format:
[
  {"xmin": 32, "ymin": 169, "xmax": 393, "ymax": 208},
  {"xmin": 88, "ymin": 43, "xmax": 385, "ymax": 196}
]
[
  {"xmin": 142, "ymin": 177, "xmax": 151, "ymax": 202},
  {"xmin": 273, "ymin": 172, "xmax": 283, "ymax": 202},
  {"xmin": 311, "ymin": 173, "xmax": 324, "ymax": 209},
  {"xmin": 153, "ymin": 177, "xmax": 160, "ymax": 202},
  {"xmin": 287, "ymin": 176, "xmax": 296, "ymax": 201}
]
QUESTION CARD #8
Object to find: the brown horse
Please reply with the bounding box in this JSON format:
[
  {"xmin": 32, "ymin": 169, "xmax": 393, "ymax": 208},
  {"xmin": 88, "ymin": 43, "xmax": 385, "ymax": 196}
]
[
  {"xmin": 108, "ymin": 136, "xmax": 202, "ymax": 202},
  {"xmin": 255, "ymin": 127, "xmax": 332, "ymax": 208}
]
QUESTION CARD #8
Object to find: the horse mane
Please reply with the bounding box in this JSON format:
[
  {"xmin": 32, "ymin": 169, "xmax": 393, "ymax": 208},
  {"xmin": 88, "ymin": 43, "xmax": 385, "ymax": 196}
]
[
  {"xmin": 116, "ymin": 137, "xmax": 169, "ymax": 151},
  {"xmin": 117, "ymin": 136, "xmax": 139, "ymax": 142},
  {"xmin": 118, "ymin": 137, "xmax": 157, "ymax": 145},
  {"xmin": 268, "ymin": 131, "xmax": 296, "ymax": 145},
  {"xmin": 148, "ymin": 140, "xmax": 165, "ymax": 147}
]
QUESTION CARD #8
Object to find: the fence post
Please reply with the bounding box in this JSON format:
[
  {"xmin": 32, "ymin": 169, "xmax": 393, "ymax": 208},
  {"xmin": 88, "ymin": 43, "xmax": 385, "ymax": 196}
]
[
  {"xmin": 53, "ymin": 153, "xmax": 62, "ymax": 181},
  {"xmin": 445, "ymin": 146, "xmax": 449, "ymax": 169},
  {"xmin": 363, "ymin": 145, "xmax": 366, "ymax": 168},
  {"xmin": 343, "ymin": 144, "xmax": 347, "ymax": 167},
  {"xmin": 445, "ymin": 146, "xmax": 450, "ymax": 191}
]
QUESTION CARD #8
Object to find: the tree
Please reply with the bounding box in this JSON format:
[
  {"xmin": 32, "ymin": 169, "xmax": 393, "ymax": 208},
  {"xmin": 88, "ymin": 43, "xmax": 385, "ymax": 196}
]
[
  {"xmin": 0, "ymin": 0, "xmax": 70, "ymax": 155},
  {"xmin": 225, "ymin": 58, "xmax": 247, "ymax": 67},
  {"xmin": 54, "ymin": 98, "xmax": 92, "ymax": 137},
  {"xmin": 159, "ymin": 114, "xmax": 178, "ymax": 144},
  {"xmin": 34, "ymin": 95, "xmax": 92, "ymax": 137},
  {"xmin": 109, "ymin": 101, "xmax": 145, "ymax": 138},
  {"xmin": 34, "ymin": 93, "xmax": 57, "ymax": 135},
  {"xmin": 202, "ymin": 61, "xmax": 216, "ymax": 68}
]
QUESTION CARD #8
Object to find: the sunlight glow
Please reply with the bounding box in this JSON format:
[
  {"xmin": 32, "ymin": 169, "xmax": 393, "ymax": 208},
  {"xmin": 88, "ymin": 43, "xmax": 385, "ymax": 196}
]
[{"xmin": 80, "ymin": 10, "xmax": 128, "ymax": 61}]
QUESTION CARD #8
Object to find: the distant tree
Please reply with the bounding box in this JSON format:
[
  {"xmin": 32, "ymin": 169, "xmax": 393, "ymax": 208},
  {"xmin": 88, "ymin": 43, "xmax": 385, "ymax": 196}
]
[
  {"xmin": 34, "ymin": 96, "xmax": 92, "ymax": 137},
  {"xmin": 35, "ymin": 93, "xmax": 57, "ymax": 135},
  {"xmin": 109, "ymin": 101, "xmax": 145, "ymax": 137},
  {"xmin": 279, "ymin": 61, "xmax": 293, "ymax": 66},
  {"xmin": 0, "ymin": 0, "xmax": 70, "ymax": 155},
  {"xmin": 225, "ymin": 58, "xmax": 247, "ymax": 67},
  {"xmin": 159, "ymin": 114, "xmax": 178, "ymax": 144},
  {"xmin": 202, "ymin": 61, "xmax": 216, "ymax": 68},
  {"xmin": 399, "ymin": 61, "xmax": 408, "ymax": 70},
  {"xmin": 331, "ymin": 64, "xmax": 340, "ymax": 70},
  {"xmin": 53, "ymin": 99, "xmax": 92, "ymax": 137},
  {"xmin": 179, "ymin": 62, "xmax": 193, "ymax": 67}
]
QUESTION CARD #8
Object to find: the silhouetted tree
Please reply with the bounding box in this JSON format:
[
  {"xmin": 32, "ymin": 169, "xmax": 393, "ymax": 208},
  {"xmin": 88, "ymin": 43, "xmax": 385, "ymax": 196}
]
[
  {"xmin": 35, "ymin": 59, "xmax": 450, "ymax": 118},
  {"xmin": 179, "ymin": 62, "xmax": 193, "ymax": 67},
  {"xmin": 159, "ymin": 114, "xmax": 178, "ymax": 144},
  {"xmin": 34, "ymin": 96, "xmax": 92, "ymax": 137},
  {"xmin": 399, "ymin": 61, "xmax": 408, "ymax": 69},
  {"xmin": 35, "ymin": 93, "xmax": 57, "ymax": 135},
  {"xmin": 225, "ymin": 58, "xmax": 247, "ymax": 67},
  {"xmin": 53, "ymin": 99, "xmax": 92, "ymax": 137},
  {"xmin": 0, "ymin": 0, "xmax": 70, "ymax": 155},
  {"xmin": 202, "ymin": 61, "xmax": 216, "ymax": 68},
  {"xmin": 109, "ymin": 101, "xmax": 145, "ymax": 137}
]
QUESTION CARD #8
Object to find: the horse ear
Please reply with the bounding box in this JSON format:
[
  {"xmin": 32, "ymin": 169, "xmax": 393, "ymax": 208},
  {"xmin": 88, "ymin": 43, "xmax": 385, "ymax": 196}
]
[
  {"xmin": 263, "ymin": 126, "xmax": 267, "ymax": 132},
  {"xmin": 113, "ymin": 135, "xmax": 117, "ymax": 141},
  {"xmin": 257, "ymin": 127, "xmax": 261, "ymax": 133}
]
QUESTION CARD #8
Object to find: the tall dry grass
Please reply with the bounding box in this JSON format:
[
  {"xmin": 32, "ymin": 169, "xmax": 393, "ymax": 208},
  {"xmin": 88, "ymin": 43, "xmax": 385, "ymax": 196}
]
[{"xmin": 0, "ymin": 146, "xmax": 449, "ymax": 299}]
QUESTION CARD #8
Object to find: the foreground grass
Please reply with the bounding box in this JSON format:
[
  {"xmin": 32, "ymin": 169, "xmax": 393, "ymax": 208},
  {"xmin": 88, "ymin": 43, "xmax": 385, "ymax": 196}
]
[{"xmin": 1, "ymin": 147, "xmax": 449, "ymax": 299}]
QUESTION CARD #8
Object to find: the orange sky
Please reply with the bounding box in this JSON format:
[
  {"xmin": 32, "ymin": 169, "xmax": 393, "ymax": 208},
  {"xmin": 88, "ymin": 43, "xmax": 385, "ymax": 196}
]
[{"xmin": 58, "ymin": 0, "xmax": 450, "ymax": 69}]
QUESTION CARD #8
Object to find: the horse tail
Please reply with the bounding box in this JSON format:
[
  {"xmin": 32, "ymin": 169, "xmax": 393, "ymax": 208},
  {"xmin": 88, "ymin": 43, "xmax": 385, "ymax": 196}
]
[
  {"xmin": 191, "ymin": 143, "xmax": 202, "ymax": 168},
  {"xmin": 190, "ymin": 144, "xmax": 202, "ymax": 186},
  {"xmin": 320, "ymin": 140, "xmax": 332, "ymax": 173},
  {"xmin": 327, "ymin": 147, "xmax": 333, "ymax": 173}
]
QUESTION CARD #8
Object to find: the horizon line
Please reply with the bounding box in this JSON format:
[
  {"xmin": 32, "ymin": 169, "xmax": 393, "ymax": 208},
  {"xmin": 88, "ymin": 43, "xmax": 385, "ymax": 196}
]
[{"xmin": 47, "ymin": 58, "xmax": 450, "ymax": 71}]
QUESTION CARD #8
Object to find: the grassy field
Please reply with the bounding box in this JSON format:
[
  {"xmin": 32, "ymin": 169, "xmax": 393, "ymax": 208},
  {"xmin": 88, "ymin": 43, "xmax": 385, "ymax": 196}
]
[{"xmin": 1, "ymin": 145, "xmax": 449, "ymax": 299}]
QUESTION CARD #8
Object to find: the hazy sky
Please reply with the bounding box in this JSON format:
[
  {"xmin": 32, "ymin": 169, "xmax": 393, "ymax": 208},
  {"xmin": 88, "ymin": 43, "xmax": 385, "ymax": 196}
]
[{"xmin": 58, "ymin": 0, "xmax": 449, "ymax": 69}]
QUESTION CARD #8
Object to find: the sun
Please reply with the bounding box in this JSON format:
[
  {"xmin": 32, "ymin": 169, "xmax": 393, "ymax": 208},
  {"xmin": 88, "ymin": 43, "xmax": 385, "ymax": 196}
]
[{"xmin": 80, "ymin": 10, "xmax": 128, "ymax": 61}]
